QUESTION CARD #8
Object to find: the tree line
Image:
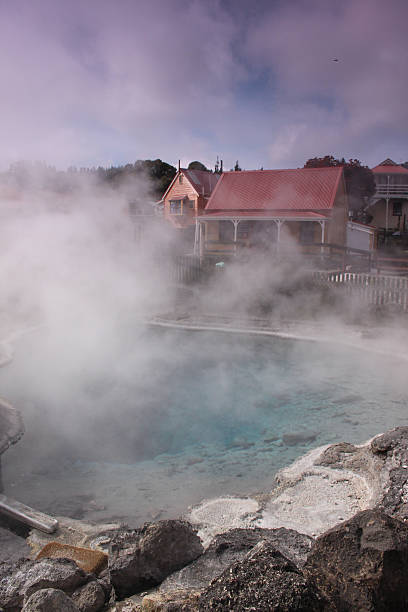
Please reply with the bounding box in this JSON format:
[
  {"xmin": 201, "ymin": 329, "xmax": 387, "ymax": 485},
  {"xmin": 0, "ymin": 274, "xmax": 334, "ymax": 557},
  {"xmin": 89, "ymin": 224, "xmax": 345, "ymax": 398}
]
[{"xmin": 0, "ymin": 155, "xmax": 380, "ymax": 215}]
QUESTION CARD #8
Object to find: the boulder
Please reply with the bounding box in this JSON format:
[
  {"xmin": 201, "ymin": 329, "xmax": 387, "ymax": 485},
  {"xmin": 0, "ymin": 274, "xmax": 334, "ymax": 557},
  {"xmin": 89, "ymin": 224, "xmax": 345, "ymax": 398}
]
[
  {"xmin": 305, "ymin": 508, "xmax": 408, "ymax": 611},
  {"xmin": 371, "ymin": 427, "xmax": 408, "ymax": 520},
  {"xmin": 0, "ymin": 557, "xmax": 89, "ymax": 610},
  {"xmin": 22, "ymin": 588, "xmax": 79, "ymax": 611},
  {"xmin": 109, "ymin": 520, "xmax": 203, "ymax": 599},
  {"xmin": 198, "ymin": 540, "xmax": 326, "ymax": 611},
  {"xmin": 71, "ymin": 580, "xmax": 106, "ymax": 612},
  {"xmin": 160, "ymin": 527, "xmax": 313, "ymax": 593}
]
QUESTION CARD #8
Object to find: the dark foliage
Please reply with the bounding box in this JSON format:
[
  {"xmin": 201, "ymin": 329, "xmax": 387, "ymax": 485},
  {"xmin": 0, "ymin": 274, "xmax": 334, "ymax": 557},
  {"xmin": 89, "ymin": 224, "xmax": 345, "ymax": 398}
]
[{"xmin": 188, "ymin": 161, "xmax": 209, "ymax": 172}]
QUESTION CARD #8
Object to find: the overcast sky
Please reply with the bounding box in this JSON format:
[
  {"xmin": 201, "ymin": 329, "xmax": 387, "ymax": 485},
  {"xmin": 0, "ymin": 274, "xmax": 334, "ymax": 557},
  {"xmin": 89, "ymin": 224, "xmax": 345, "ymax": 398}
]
[{"xmin": 1, "ymin": 0, "xmax": 407, "ymax": 171}]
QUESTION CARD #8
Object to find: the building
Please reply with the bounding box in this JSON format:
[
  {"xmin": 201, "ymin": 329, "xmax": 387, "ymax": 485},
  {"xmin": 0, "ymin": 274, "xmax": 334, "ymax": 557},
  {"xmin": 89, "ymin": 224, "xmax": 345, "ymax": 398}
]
[
  {"xmin": 160, "ymin": 168, "xmax": 220, "ymax": 236},
  {"xmin": 194, "ymin": 167, "xmax": 348, "ymax": 256},
  {"xmin": 366, "ymin": 159, "xmax": 408, "ymax": 234}
]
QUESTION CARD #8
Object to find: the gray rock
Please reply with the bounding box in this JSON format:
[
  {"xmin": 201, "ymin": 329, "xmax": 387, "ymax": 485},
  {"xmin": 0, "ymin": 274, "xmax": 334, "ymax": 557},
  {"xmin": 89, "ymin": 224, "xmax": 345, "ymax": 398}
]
[
  {"xmin": 161, "ymin": 527, "xmax": 313, "ymax": 593},
  {"xmin": 0, "ymin": 558, "xmax": 88, "ymax": 610},
  {"xmin": 71, "ymin": 580, "xmax": 106, "ymax": 612},
  {"xmin": 96, "ymin": 568, "xmax": 113, "ymax": 599},
  {"xmin": 22, "ymin": 588, "xmax": 79, "ymax": 611},
  {"xmin": 198, "ymin": 540, "xmax": 326, "ymax": 611},
  {"xmin": 109, "ymin": 520, "xmax": 203, "ymax": 599},
  {"xmin": 305, "ymin": 508, "xmax": 408, "ymax": 611},
  {"xmin": 371, "ymin": 426, "xmax": 408, "ymax": 520},
  {"xmin": 371, "ymin": 426, "xmax": 408, "ymax": 454},
  {"xmin": 317, "ymin": 442, "xmax": 358, "ymax": 466}
]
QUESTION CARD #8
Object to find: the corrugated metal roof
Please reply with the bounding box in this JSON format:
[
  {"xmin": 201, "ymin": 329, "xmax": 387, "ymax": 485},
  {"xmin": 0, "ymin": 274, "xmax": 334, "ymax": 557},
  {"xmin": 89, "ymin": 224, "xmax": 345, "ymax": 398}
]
[
  {"xmin": 205, "ymin": 167, "xmax": 343, "ymax": 212},
  {"xmin": 372, "ymin": 162, "xmax": 408, "ymax": 174}
]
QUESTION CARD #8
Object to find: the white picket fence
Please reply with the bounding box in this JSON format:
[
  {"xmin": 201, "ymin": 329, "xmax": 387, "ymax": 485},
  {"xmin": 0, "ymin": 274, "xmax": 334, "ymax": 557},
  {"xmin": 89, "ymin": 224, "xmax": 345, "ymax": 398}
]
[{"xmin": 314, "ymin": 271, "xmax": 408, "ymax": 311}]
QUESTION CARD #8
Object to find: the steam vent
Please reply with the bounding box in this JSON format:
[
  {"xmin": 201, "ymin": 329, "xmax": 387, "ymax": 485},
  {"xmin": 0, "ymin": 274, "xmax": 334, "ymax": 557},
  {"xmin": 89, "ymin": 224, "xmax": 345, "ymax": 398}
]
[{"xmin": 0, "ymin": 398, "xmax": 24, "ymax": 492}]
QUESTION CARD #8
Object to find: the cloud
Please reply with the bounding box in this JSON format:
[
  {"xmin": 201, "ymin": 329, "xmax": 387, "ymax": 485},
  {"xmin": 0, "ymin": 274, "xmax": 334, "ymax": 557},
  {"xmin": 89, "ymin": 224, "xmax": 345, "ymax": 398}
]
[
  {"xmin": 0, "ymin": 0, "xmax": 240, "ymax": 168},
  {"xmin": 245, "ymin": 0, "xmax": 408, "ymax": 167},
  {"xmin": 0, "ymin": 0, "xmax": 407, "ymax": 170}
]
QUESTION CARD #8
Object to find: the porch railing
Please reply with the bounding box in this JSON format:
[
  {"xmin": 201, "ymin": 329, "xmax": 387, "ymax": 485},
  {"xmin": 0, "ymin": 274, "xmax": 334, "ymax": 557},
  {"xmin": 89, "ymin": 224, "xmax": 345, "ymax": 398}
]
[{"xmin": 374, "ymin": 184, "xmax": 408, "ymax": 198}]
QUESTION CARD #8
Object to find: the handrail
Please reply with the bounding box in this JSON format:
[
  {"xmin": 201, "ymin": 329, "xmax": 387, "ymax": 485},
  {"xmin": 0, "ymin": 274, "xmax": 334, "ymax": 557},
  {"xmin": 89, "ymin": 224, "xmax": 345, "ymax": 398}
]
[{"xmin": 374, "ymin": 185, "xmax": 408, "ymax": 196}]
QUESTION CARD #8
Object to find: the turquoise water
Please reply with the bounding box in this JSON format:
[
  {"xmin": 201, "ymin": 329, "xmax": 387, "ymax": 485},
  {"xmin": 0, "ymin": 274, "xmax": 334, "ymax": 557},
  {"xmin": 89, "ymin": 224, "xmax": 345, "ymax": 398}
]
[{"xmin": 1, "ymin": 326, "xmax": 407, "ymax": 524}]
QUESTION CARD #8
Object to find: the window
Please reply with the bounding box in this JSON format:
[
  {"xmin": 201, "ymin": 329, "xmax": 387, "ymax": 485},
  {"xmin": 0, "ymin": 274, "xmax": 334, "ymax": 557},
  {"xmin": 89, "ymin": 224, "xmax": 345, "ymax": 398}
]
[
  {"xmin": 187, "ymin": 199, "xmax": 194, "ymax": 209},
  {"xmin": 170, "ymin": 200, "xmax": 182, "ymax": 215},
  {"xmin": 393, "ymin": 201, "xmax": 402, "ymax": 216},
  {"xmin": 300, "ymin": 222, "xmax": 315, "ymax": 244},
  {"xmin": 237, "ymin": 222, "xmax": 251, "ymax": 239}
]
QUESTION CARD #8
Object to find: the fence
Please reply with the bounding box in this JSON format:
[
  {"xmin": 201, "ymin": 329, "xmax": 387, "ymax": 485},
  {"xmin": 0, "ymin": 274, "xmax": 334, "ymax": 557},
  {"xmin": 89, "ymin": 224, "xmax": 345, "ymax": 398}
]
[
  {"xmin": 314, "ymin": 271, "xmax": 408, "ymax": 311},
  {"xmin": 170, "ymin": 255, "xmax": 203, "ymax": 284}
]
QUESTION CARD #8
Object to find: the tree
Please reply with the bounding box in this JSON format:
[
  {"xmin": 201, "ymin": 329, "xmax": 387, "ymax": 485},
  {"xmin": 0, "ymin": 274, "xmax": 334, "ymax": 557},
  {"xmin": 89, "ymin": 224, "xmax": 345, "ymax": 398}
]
[
  {"xmin": 188, "ymin": 161, "xmax": 209, "ymax": 172},
  {"xmin": 304, "ymin": 156, "xmax": 375, "ymax": 213},
  {"xmin": 234, "ymin": 160, "xmax": 242, "ymax": 172}
]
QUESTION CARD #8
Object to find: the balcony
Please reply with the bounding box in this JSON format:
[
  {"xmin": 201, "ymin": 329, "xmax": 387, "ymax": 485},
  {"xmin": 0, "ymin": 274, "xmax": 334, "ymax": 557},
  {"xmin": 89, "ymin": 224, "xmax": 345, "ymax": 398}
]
[{"xmin": 374, "ymin": 184, "xmax": 408, "ymax": 199}]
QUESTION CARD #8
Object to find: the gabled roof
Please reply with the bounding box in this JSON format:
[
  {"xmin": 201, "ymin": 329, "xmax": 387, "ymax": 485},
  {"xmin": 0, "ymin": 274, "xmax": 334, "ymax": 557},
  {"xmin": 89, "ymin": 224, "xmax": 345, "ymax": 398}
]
[
  {"xmin": 205, "ymin": 167, "xmax": 344, "ymax": 212},
  {"xmin": 372, "ymin": 159, "xmax": 408, "ymax": 174},
  {"xmin": 161, "ymin": 169, "xmax": 220, "ymax": 200}
]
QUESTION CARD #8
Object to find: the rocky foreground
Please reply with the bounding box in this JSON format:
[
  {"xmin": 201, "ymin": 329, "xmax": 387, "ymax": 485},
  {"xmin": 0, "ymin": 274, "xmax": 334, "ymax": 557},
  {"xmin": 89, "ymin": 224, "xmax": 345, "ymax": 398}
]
[{"xmin": 2, "ymin": 426, "xmax": 408, "ymax": 611}]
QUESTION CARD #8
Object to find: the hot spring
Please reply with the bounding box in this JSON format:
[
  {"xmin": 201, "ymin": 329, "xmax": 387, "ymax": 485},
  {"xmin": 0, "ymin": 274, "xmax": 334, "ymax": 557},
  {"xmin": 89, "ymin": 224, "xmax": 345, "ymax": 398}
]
[{"xmin": 1, "ymin": 325, "xmax": 407, "ymax": 526}]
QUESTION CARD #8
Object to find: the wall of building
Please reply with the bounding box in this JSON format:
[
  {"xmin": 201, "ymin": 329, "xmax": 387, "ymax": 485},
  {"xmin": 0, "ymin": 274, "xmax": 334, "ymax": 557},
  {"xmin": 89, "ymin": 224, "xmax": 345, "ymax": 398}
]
[
  {"xmin": 327, "ymin": 180, "xmax": 347, "ymax": 245},
  {"xmin": 164, "ymin": 173, "xmax": 197, "ymax": 227},
  {"xmin": 367, "ymin": 199, "xmax": 408, "ymax": 231}
]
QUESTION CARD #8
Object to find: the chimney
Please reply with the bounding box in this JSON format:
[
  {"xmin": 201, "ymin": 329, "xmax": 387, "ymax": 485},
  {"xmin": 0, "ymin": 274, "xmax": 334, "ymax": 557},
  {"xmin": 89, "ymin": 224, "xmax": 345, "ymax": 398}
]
[
  {"xmin": 178, "ymin": 160, "xmax": 181, "ymax": 172},
  {"xmin": 220, "ymin": 159, "xmax": 223, "ymax": 173}
]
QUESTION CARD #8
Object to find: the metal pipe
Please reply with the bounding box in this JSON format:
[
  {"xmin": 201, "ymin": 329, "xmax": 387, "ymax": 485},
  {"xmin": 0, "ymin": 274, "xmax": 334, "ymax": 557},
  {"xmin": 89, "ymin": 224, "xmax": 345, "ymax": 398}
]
[{"xmin": 0, "ymin": 494, "xmax": 58, "ymax": 534}]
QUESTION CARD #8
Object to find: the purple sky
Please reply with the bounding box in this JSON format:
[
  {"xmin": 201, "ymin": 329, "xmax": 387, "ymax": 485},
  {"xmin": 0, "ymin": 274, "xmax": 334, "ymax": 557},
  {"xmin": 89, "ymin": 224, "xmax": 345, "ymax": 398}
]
[{"xmin": 1, "ymin": 0, "xmax": 408, "ymax": 171}]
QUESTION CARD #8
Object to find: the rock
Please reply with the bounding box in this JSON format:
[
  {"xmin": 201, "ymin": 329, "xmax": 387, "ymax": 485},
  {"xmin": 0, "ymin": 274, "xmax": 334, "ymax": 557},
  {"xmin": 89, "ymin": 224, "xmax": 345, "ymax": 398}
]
[
  {"xmin": 282, "ymin": 431, "xmax": 318, "ymax": 446},
  {"xmin": 71, "ymin": 580, "xmax": 106, "ymax": 612},
  {"xmin": 0, "ymin": 398, "xmax": 24, "ymax": 457},
  {"xmin": 305, "ymin": 508, "xmax": 408, "ymax": 611},
  {"xmin": 317, "ymin": 442, "xmax": 358, "ymax": 466},
  {"xmin": 370, "ymin": 427, "xmax": 408, "ymax": 520},
  {"xmin": 198, "ymin": 540, "xmax": 325, "ymax": 611},
  {"xmin": 141, "ymin": 589, "xmax": 200, "ymax": 611},
  {"xmin": 22, "ymin": 588, "xmax": 79, "ymax": 611},
  {"xmin": 371, "ymin": 426, "xmax": 408, "ymax": 454},
  {"xmin": 0, "ymin": 557, "xmax": 89, "ymax": 610},
  {"xmin": 97, "ymin": 568, "xmax": 113, "ymax": 599},
  {"xmin": 109, "ymin": 520, "xmax": 203, "ymax": 599},
  {"xmin": 160, "ymin": 527, "xmax": 313, "ymax": 593}
]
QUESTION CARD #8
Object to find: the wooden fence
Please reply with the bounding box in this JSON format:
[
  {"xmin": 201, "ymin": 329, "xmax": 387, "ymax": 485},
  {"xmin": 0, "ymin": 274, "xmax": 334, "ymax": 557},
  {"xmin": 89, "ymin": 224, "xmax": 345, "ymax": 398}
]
[{"xmin": 314, "ymin": 271, "xmax": 408, "ymax": 311}]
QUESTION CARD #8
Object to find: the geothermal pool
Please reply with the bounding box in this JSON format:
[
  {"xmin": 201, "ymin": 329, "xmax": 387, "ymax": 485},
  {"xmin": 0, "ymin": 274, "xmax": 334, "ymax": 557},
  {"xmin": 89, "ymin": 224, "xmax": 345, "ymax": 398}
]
[{"xmin": 1, "ymin": 326, "xmax": 407, "ymax": 526}]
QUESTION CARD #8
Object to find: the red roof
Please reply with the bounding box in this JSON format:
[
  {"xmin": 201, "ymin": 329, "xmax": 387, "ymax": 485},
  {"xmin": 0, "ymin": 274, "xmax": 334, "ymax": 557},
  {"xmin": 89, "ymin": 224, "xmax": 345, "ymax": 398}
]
[
  {"xmin": 205, "ymin": 167, "xmax": 343, "ymax": 212},
  {"xmin": 372, "ymin": 161, "xmax": 408, "ymax": 174}
]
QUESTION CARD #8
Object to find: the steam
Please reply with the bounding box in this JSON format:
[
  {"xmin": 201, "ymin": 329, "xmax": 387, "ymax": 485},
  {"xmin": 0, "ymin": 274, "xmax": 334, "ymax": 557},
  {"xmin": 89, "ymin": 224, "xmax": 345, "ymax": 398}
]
[{"xmin": 0, "ymin": 169, "xmax": 407, "ymax": 525}]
